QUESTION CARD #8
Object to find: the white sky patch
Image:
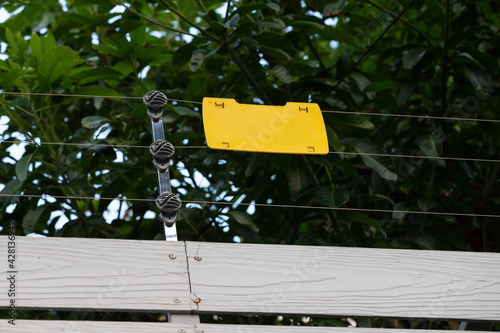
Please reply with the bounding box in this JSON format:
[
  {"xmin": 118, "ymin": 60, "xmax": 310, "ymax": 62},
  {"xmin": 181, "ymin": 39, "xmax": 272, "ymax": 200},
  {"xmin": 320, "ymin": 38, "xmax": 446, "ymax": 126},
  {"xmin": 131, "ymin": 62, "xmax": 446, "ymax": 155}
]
[
  {"xmin": 114, "ymin": 150, "xmax": 124, "ymax": 163},
  {"xmin": 144, "ymin": 210, "xmax": 156, "ymax": 219},
  {"xmin": 0, "ymin": 6, "xmax": 24, "ymax": 23},
  {"xmin": 93, "ymin": 125, "xmax": 111, "ymax": 140},
  {"xmin": 138, "ymin": 65, "xmax": 151, "ymax": 79},
  {"xmin": 215, "ymin": 3, "xmax": 228, "ymax": 17},
  {"xmin": 108, "ymin": 15, "xmax": 121, "ymax": 24},
  {"xmin": 6, "ymin": 204, "xmax": 16, "ymax": 213},
  {"xmin": 26, "ymin": 233, "xmax": 47, "ymax": 237},
  {"xmin": 53, "ymin": 211, "xmax": 70, "ymax": 229},
  {"xmin": 149, "ymin": 30, "xmax": 164, "ymax": 38},
  {"xmin": 0, "ymin": 115, "xmax": 8, "ymax": 134},
  {"xmin": 103, "ymin": 198, "xmax": 128, "ymax": 223},
  {"xmin": 6, "ymin": 142, "xmax": 27, "ymax": 161},
  {"xmin": 330, "ymin": 40, "xmax": 339, "ymax": 49},
  {"xmin": 246, "ymin": 200, "xmax": 256, "ymax": 215},
  {"xmin": 59, "ymin": 0, "xmax": 68, "ymax": 12},
  {"xmin": 91, "ymin": 32, "xmax": 99, "ymax": 45},
  {"xmin": 0, "ymin": 8, "xmax": 10, "ymax": 23},
  {"xmin": 233, "ymin": 235, "xmax": 241, "ymax": 243},
  {"xmin": 305, "ymin": 10, "xmax": 322, "ymax": 19},
  {"xmin": 325, "ymin": 17, "xmax": 338, "ymax": 27},
  {"xmin": 110, "ymin": 5, "xmax": 126, "ymax": 13},
  {"xmin": 125, "ymin": 33, "xmax": 131, "ymax": 42},
  {"xmin": 193, "ymin": 170, "xmax": 210, "ymax": 188}
]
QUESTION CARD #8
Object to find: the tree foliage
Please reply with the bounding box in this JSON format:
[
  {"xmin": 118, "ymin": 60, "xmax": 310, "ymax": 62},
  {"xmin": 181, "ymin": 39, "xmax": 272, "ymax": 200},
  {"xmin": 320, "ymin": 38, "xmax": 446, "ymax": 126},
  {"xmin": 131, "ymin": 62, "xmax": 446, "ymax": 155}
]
[{"xmin": 0, "ymin": 0, "xmax": 499, "ymax": 327}]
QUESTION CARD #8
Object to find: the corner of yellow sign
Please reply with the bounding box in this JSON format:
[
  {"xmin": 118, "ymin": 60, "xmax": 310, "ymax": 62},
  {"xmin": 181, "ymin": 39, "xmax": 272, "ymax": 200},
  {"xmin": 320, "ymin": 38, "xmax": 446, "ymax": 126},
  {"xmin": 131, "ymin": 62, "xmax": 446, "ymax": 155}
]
[{"xmin": 202, "ymin": 97, "xmax": 329, "ymax": 155}]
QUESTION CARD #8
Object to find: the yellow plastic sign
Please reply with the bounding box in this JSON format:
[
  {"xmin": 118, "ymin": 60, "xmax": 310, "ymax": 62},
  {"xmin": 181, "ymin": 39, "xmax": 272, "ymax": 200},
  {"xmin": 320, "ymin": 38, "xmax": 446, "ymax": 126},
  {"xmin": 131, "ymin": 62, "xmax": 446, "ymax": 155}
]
[{"xmin": 202, "ymin": 98, "xmax": 328, "ymax": 155}]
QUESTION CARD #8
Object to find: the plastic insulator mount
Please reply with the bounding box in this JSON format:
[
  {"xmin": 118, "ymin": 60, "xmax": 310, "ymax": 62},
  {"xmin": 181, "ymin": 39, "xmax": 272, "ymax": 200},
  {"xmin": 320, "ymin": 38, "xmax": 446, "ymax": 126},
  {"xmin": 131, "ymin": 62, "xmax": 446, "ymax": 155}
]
[
  {"xmin": 156, "ymin": 193, "xmax": 182, "ymax": 226},
  {"xmin": 143, "ymin": 90, "xmax": 168, "ymax": 122},
  {"xmin": 150, "ymin": 140, "xmax": 175, "ymax": 172}
]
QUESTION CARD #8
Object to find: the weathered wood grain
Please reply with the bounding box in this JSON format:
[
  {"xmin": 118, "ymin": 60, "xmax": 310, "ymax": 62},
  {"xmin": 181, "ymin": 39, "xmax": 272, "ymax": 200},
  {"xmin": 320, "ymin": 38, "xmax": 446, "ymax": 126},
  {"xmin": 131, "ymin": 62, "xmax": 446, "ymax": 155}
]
[
  {"xmin": 186, "ymin": 241, "xmax": 500, "ymax": 320},
  {"xmin": 1, "ymin": 320, "xmax": 492, "ymax": 333},
  {"xmin": 0, "ymin": 236, "xmax": 191, "ymax": 312}
]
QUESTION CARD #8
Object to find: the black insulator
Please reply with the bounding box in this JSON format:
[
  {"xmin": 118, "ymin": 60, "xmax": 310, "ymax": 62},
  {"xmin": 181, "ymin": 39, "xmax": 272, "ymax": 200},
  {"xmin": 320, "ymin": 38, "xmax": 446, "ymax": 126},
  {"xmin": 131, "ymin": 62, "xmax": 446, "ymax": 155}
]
[
  {"xmin": 143, "ymin": 90, "xmax": 168, "ymax": 121},
  {"xmin": 150, "ymin": 140, "xmax": 175, "ymax": 172},
  {"xmin": 156, "ymin": 193, "xmax": 182, "ymax": 216}
]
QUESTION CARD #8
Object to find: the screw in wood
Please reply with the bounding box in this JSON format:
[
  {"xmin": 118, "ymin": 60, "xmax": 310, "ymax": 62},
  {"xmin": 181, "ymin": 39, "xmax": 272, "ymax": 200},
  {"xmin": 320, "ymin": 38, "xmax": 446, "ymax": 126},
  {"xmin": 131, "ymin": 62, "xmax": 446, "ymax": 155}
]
[
  {"xmin": 194, "ymin": 255, "xmax": 202, "ymax": 261},
  {"xmin": 169, "ymin": 253, "xmax": 176, "ymax": 260},
  {"xmin": 174, "ymin": 297, "xmax": 181, "ymax": 303}
]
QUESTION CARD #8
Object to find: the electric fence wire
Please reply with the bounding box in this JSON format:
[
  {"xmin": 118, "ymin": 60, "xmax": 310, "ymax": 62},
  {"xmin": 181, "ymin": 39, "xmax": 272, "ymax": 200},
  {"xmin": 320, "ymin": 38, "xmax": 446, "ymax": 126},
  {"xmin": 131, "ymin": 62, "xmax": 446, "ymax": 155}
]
[
  {"xmin": 2, "ymin": 91, "xmax": 499, "ymax": 123},
  {"xmin": 1, "ymin": 139, "xmax": 499, "ymax": 163},
  {"xmin": 0, "ymin": 193, "xmax": 498, "ymax": 219}
]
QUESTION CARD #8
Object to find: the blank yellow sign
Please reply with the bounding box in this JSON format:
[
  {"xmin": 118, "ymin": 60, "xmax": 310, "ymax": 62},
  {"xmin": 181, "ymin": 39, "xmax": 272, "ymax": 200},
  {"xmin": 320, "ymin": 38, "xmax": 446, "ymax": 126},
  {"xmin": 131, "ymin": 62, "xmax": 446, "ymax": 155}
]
[{"xmin": 202, "ymin": 98, "xmax": 328, "ymax": 155}]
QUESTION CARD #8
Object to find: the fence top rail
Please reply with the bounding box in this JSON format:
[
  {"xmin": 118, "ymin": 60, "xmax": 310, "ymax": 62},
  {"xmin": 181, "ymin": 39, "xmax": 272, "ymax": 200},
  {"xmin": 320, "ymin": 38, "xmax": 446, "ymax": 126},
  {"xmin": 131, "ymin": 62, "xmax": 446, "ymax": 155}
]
[
  {"xmin": 1, "ymin": 236, "xmax": 499, "ymax": 321},
  {"xmin": 1, "ymin": 321, "xmax": 495, "ymax": 333}
]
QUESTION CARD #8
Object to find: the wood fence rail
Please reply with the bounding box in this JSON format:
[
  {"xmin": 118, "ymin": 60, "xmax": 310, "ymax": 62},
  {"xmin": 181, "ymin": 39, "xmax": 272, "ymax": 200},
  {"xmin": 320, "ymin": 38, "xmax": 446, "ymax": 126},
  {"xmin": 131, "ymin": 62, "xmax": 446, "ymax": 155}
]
[
  {"xmin": 1, "ymin": 236, "xmax": 499, "ymax": 326},
  {"xmin": 0, "ymin": 321, "xmax": 493, "ymax": 333}
]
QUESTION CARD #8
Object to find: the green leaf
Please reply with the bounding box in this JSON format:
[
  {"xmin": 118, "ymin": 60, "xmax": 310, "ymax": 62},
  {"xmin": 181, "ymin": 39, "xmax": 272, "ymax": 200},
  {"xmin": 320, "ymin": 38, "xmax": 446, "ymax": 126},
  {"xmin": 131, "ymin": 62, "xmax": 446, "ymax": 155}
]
[
  {"xmin": 333, "ymin": 114, "xmax": 375, "ymax": 129},
  {"xmin": 343, "ymin": 138, "xmax": 398, "ymax": 181},
  {"xmin": 260, "ymin": 45, "xmax": 292, "ymax": 62},
  {"xmin": 465, "ymin": 66, "xmax": 490, "ymax": 91},
  {"xmin": 38, "ymin": 46, "xmax": 84, "ymax": 87},
  {"xmin": 397, "ymin": 82, "xmax": 416, "ymax": 106},
  {"xmin": 81, "ymin": 116, "xmax": 109, "ymax": 129},
  {"xmin": 418, "ymin": 198, "xmax": 435, "ymax": 212},
  {"xmin": 174, "ymin": 106, "xmax": 200, "ymax": 117},
  {"xmin": 334, "ymin": 185, "xmax": 350, "ymax": 206},
  {"xmin": 326, "ymin": 126, "xmax": 345, "ymax": 152},
  {"xmin": 269, "ymin": 65, "xmax": 291, "ymax": 84},
  {"xmin": 402, "ymin": 47, "xmax": 427, "ymax": 69},
  {"xmin": 365, "ymin": 80, "xmax": 400, "ymax": 92},
  {"xmin": 348, "ymin": 211, "xmax": 386, "ymax": 237},
  {"xmin": 349, "ymin": 72, "xmax": 371, "ymax": 91},
  {"xmin": 30, "ymin": 33, "xmax": 43, "ymax": 59},
  {"xmin": 225, "ymin": 13, "xmax": 240, "ymax": 28},
  {"xmin": 0, "ymin": 179, "xmax": 23, "ymax": 195},
  {"xmin": 286, "ymin": 166, "xmax": 309, "ymax": 193},
  {"xmin": 190, "ymin": 49, "xmax": 206, "ymax": 72},
  {"xmin": 316, "ymin": 185, "xmax": 334, "ymax": 207},
  {"xmin": 228, "ymin": 211, "xmax": 258, "ymax": 231},
  {"xmin": 266, "ymin": 3, "xmax": 280, "ymax": 11},
  {"xmin": 22, "ymin": 206, "xmax": 46, "ymax": 234},
  {"xmin": 257, "ymin": 18, "xmax": 286, "ymax": 30},
  {"xmin": 173, "ymin": 44, "xmax": 196, "ymax": 67},
  {"xmin": 5, "ymin": 29, "xmax": 29, "ymax": 65},
  {"xmin": 323, "ymin": 1, "xmax": 347, "ymax": 16},
  {"xmin": 15, "ymin": 153, "xmax": 33, "ymax": 182},
  {"xmin": 416, "ymin": 133, "xmax": 442, "ymax": 158}
]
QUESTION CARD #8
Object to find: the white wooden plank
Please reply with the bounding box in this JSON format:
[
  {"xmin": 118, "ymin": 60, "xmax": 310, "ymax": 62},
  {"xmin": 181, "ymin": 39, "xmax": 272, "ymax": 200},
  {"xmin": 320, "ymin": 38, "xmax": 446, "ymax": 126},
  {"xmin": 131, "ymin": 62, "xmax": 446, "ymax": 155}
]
[
  {"xmin": 1, "ymin": 321, "xmax": 493, "ymax": 333},
  {"xmin": 0, "ymin": 320, "xmax": 187, "ymax": 332},
  {"xmin": 0, "ymin": 236, "xmax": 191, "ymax": 312},
  {"xmin": 186, "ymin": 241, "xmax": 500, "ymax": 320}
]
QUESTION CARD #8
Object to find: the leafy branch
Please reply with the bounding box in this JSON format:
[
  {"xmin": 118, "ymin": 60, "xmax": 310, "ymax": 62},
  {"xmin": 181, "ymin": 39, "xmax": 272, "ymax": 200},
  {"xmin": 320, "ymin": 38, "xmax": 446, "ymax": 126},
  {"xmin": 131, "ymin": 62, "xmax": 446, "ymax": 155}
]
[
  {"xmin": 366, "ymin": 0, "xmax": 433, "ymax": 47},
  {"xmin": 157, "ymin": 0, "xmax": 220, "ymax": 42}
]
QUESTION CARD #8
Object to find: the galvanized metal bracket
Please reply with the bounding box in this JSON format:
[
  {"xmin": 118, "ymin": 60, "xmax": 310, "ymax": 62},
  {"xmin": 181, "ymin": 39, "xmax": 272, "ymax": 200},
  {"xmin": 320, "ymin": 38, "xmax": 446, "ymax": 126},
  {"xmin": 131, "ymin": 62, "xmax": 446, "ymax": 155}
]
[{"xmin": 144, "ymin": 90, "xmax": 181, "ymax": 241}]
